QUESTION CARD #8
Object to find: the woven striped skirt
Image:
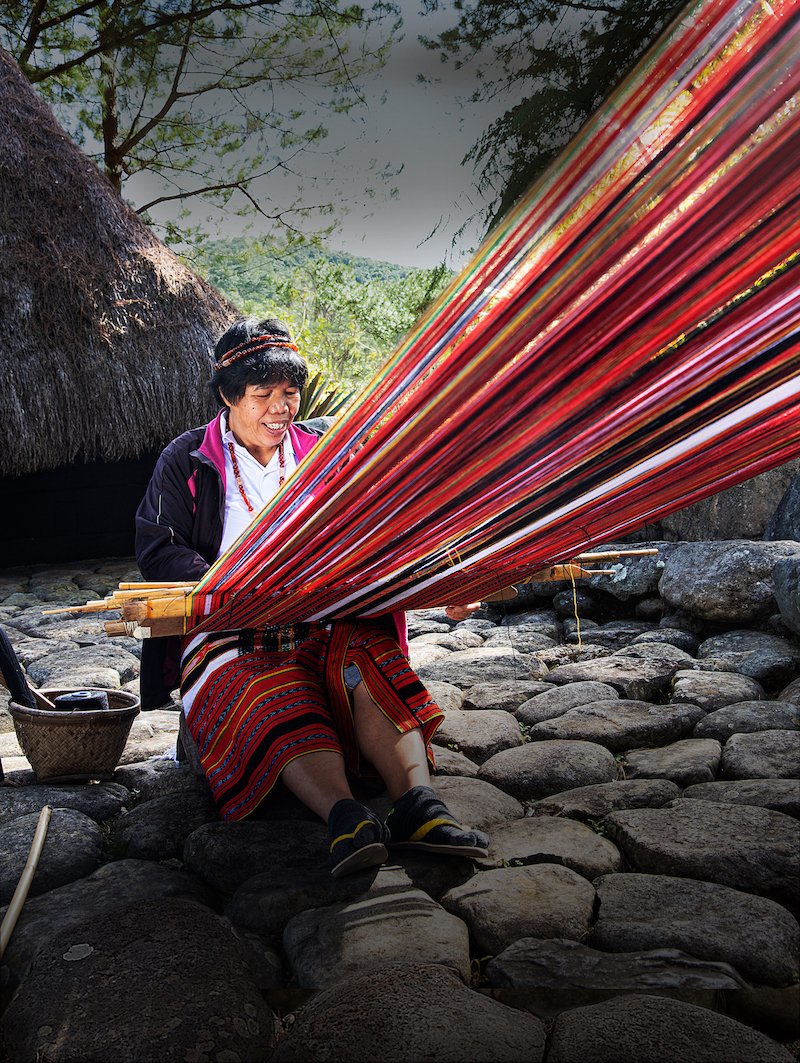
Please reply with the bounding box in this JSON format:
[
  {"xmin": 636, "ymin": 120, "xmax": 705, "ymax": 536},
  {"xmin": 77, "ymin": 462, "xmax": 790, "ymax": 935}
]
[{"xmin": 180, "ymin": 619, "xmax": 444, "ymax": 821}]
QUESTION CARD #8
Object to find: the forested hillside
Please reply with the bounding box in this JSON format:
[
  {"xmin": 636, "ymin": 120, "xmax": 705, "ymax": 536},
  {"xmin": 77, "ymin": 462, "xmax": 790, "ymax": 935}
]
[{"xmin": 188, "ymin": 238, "xmax": 451, "ymax": 390}]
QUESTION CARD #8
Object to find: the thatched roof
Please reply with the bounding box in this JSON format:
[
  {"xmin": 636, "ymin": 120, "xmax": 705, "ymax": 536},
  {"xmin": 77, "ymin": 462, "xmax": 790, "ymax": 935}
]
[{"xmin": 0, "ymin": 48, "xmax": 237, "ymax": 477}]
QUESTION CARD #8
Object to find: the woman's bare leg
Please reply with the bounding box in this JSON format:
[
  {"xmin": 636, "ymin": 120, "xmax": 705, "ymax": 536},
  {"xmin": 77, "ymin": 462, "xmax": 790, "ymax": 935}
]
[
  {"xmin": 281, "ymin": 750, "xmax": 353, "ymax": 820},
  {"xmin": 351, "ymin": 682, "xmax": 431, "ymax": 799}
]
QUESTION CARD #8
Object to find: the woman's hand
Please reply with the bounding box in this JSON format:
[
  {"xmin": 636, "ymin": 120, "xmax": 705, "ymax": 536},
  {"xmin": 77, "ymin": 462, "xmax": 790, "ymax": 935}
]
[{"xmin": 445, "ymin": 602, "xmax": 482, "ymax": 622}]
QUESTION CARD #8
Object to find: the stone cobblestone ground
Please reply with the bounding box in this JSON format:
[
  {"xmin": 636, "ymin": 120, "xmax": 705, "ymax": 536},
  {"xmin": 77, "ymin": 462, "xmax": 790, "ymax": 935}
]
[{"xmin": 0, "ymin": 551, "xmax": 798, "ymax": 1062}]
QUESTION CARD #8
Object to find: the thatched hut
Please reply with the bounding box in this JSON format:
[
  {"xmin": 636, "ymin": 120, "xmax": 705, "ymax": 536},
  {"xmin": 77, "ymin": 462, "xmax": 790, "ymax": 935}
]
[{"xmin": 0, "ymin": 48, "xmax": 237, "ymax": 563}]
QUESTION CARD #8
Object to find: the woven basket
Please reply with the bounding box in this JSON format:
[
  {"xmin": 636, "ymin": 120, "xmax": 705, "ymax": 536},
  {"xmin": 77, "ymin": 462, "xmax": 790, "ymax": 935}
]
[{"xmin": 10, "ymin": 688, "xmax": 140, "ymax": 782}]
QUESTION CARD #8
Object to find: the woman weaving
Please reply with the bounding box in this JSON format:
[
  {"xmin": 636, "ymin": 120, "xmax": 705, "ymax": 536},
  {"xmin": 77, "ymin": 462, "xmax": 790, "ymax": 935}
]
[{"xmin": 136, "ymin": 317, "xmax": 489, "ymax": 877}]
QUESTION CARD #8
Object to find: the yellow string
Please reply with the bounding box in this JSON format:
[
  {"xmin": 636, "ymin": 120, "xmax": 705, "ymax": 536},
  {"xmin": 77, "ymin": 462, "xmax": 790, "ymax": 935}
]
[{"xmin": 569, "ymin": 565, "xmax": 582, "ymax": 651}]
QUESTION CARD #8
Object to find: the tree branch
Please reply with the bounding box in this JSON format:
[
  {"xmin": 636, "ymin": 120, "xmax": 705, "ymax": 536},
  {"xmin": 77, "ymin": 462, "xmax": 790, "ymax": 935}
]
[
  {"xmin": 18, "ymin": 0, "xmax": 48, "ymax": 67},
  {"xmin": 117, "ymin": 23, "xmax": 193, "ymax": 154},
  {"xmin": 24, "ymin": 0, "xmax": 279, "ymax": 82}
]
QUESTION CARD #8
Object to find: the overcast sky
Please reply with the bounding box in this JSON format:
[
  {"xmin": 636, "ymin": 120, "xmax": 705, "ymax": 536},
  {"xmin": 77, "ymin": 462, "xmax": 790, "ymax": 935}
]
[
  {"xmin": 320, "ymin": 0, "xmax": 510, "ymax": 269},
  {"xmin": 131, "ymin": 0, "xmax": 517, "ymax": 270}
]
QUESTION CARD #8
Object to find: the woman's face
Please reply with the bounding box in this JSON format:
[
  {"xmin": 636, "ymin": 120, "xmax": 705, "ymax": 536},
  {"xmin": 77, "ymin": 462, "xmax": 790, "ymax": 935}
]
[{"xmin": 223, "ymin": 379, "xmax": 301, "ymax": 462}]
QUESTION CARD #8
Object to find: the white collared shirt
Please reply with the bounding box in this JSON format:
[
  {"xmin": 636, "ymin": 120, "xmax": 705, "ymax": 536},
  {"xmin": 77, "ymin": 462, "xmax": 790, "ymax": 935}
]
[{"xmin": 218, "ymin": 417, "xmax": 297, "ymax": 557}]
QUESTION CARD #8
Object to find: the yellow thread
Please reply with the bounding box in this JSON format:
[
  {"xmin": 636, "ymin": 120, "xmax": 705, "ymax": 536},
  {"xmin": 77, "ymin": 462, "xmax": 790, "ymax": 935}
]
[{"xmin": 569, "ymin": 565, "xmax": 582, "ymax": 651}]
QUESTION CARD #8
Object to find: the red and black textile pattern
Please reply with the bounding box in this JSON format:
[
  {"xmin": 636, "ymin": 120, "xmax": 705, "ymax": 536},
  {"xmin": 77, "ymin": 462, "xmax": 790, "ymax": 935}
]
[{"xmin": 182, "ymin": 622, "xmax": 444, "ymax": 821}]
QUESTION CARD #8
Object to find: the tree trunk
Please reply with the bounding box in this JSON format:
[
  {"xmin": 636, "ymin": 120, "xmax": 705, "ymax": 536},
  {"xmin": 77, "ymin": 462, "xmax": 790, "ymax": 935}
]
[{"xmin": 98, "ymin": 1, "xmax": 122, "ymax": 193}]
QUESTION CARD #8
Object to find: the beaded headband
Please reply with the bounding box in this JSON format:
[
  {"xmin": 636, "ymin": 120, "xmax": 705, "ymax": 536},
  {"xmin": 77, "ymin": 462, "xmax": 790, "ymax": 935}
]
[{"xmin": 213, "ymin": 333, "xmax": 299, "ymax": 371}]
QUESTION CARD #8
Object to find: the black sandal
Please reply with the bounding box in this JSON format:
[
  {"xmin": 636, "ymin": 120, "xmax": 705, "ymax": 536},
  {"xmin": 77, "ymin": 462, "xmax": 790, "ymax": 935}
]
[
  {"xmin": 327, "ymin": 798, "xmax": 389, "ymax": 878},
  {"xmin": 385, "ymin": 786, "xmax": 490, "ymax": 858}
]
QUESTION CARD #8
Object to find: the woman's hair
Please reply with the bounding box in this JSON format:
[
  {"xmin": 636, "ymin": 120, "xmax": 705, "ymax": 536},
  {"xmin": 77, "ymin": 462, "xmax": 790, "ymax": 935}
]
[{"xmin": 209, "ymin": 316, "xmax": 309, "ymax": 407}]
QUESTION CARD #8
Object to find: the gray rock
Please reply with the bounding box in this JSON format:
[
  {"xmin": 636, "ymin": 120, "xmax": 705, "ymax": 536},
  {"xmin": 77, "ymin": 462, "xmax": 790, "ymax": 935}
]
[
  {"xmin": 778, "ymin": 676, "xmax": 800, "ymax": 704},
  {"xmin": 434, "ymin": 709, "xmax": 522, "ymax": 764},
  {"xmin": 659, "ymin": 609, "xmax": 706, "ymax": 634},
  {"xmin": 622, "ymin": 738, "xmax": 722, "ymax": 787},
  {"xmin": 114, "ymin": 790, "xmax": 219, "ymax": 861},
  {"xmin": 585, "ymin": 542, "xmax": 675, "ymax": 600},
  {"xmin": 234, "ymin": 928, "xmax": 284, "ymax": 990},
  {"xmin": 696, "ymin": 630, "xmax": 800, "ymax": 690},
  {"xmin": 26, "ymin": 644, "xmax": 140, "ymax": 688},
  {"xmin": 530, "ymin": 700, "xmax": 705, "ymax": 753},
  {"xmin": 632, "ymin": 628, "xmax": 701, "ymax": 654},
  {"xmin": 496, "ymin": 609, "xmax": 561, "ymax": 638},
  {"xmin": 415, "ymin": 631, "xmax": 488, "ymax": 652},
  {"xmin": 773, "ymin": 556, "xmax": 800, "ymax": 637},
  {"xmin": 0, "ymin": 859, "xmax": 213, "ymax": 984},
  {"xmin": 385, "ymin": 851, "xmax": 477, "ymax": 901},
  {"xmin": 0, "ymin": 898, "xmax": 274, "ymax": 1063},
  {"xmin": 564, "ymin": 623, "xmax": 657, "ymax": 651},
  {"xmin": 455, "ymin": 618, "xmax": 499, "ymax": 633},
  {"xmin": 113, "ymin": 759, "xmax": 210, "ymax": 801},
  {"xmin": 463, "ymin": 680, "xmax": 553, "ymax": 712},
  {"xmin": 694, "ymin": 701, "xmax": 800, "ymax": 742},
  {"xmin": 484, "ymin": 816, "xmax": 621, "ymax": 880},
  {"xmin": 425, "ymin": 680, "xmax": 464, "ymax": 713},
  {"xmin": 515, "ymin": 682, "xmax": 620, "ymax": 726},
  {"xmin": 481, "ymin": 627, "xmax": 558, "ymax": 654},
  {"xmin": 604, "ymin": 800, "xmax": 800, "ymax": 908},
  {"xmin": 119, "ymin": 709, "xmax": 180, "ymax": 762},
  {"xmin": 408, "ymin": 642, "xmax": 451, "ymax": 669},
  {"xmin": 0, "ymin": 809, "xmax": 104, "ymax": 904},
  {"xmin": 659, "ymin": 540, "xmax": 800, "ymax": 623},
  {"xmin": 406, "ymin": 617, "xmax": 452, "ymax": 637},
  {"xmin": 431, "ymin": 744, "xmax": 480, "ymax": 777},
  {"xmin": 593, "ymin": 873, "xmax": 800, "ymax": 987},
  {"xmin": 0, "ymin": 782, "xmax": 129, "ymax": 826},
  {"xmin": 534, "ymin": 644, "xmax": 612, "ymax": 670},
  {"xmin": 417, "ymin": 646, "xmax": 547, "ymax": 688},
  {"xmin": 0, "ymin": 700, "xmax": 13, "ymax": 732},
  {"xmin": 547, "ymin": 992, "xmax": 795, "ymax": 1062},
  {"xmin": 670, "ymin": 669, "xmax": 765, "ymax": 712},
  {"xmin": 721, "ymin": 730, "xmax": 800, "ymax": 780},
  {"xmin": 635, "ymin": 597, "xmax": 666, "ymax": 622},
  {"xmin": 553, "ymin": 587, "xmax": 601, "ymax": 619},
  {"xmin": 14, "ymin": 638, "xmax": 79, "ymax": 667},
  {"xmin": 227, "ymin": 864, "xmax": 416, "ymax": 938},
  {"xmin": 536, "ymin": 780, "xmax": 681, "ymax": 821},
  {"xmin": 613, "ymin": 642, "xmax": 698, "ymax": 670},
  {"xmin": 283, "ymin": 887, "xmax": 471, "ymax": 987},
  {"xmin": 431, "ymin": 775, "xmax": 524, "ymax": 830},
  {"xmin": 440, "ymin": 863, "xmax": 595, "ymax": 954},
  {"xmin": 184, "ymin": 819, "xmax": 328, "ymax": 894},
  {"xmin": 270, "ymin": 963, "xmax": 546, "ymax": 1063},
  {"xmin": 682, "ymin": 779, "xmax": 800, "ymax": 818},
  {"xmin": 478, "ymin": 740, "xmax": 618, "ymax": 800},
  {"xmin": 546, "ymin": 656, "xmax": 680, "ymax": 701},
  {"xmin": 765, "ymin": 469, "xmax": 800, "ymax": 541},
  {"xmin": 486, "ymin": 937, "xmax": 747, "ymax": 989}
]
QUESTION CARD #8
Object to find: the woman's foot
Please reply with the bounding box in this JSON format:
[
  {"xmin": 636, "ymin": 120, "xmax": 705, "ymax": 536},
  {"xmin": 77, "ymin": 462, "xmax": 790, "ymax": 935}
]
[
  {"xmin": 385, "ymin": 785, "xmax": 490, "ymax": 858},
  {"xmin": 327, "ymin": 798, "xmax": 389, "ymax": 878}
]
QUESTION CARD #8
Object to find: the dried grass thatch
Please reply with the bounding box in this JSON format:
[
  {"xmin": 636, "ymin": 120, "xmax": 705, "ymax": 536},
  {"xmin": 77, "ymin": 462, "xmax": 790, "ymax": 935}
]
[{"xmin": 0, "ymin": 48, "xmax": 237, "ymax": 477}]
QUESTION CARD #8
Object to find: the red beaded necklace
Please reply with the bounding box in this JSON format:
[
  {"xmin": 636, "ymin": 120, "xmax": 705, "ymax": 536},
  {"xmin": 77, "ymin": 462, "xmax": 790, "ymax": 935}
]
[{"xmin": 226, "ymin": 437, "xmax": 286, "ymax": 513}]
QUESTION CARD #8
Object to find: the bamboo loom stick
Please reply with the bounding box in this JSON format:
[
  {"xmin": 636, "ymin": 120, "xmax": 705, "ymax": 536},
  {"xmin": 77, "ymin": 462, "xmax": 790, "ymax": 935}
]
[
  {"xmin": 46, "ymin": 547, "xmax": 658, "ymax": 637},
  {"xmin": 0, "ymin": 805, "xmax": 52, "ymax": 960}
]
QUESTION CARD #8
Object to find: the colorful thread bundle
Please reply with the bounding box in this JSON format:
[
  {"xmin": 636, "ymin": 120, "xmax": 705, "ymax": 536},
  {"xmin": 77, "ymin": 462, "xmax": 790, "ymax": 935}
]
[{"xmin": 188, "ymin": 0, "xmax": 800, "ymax": 633}]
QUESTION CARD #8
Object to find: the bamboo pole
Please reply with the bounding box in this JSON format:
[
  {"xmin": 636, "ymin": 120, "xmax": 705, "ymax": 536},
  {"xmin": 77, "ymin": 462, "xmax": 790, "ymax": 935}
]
[
  {"xmin": 55, "ymin": 545, "xmax": 659, "ymax": 638},
  {"xmin": 0, "ymin": 805, "xmax": 52, "ymax": 959}
]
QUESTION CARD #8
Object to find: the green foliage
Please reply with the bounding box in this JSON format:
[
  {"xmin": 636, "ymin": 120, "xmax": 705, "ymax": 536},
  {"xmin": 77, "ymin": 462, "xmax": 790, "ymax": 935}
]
[
  {"xmin": 188, "ymin": 236, "xmax": 452, "ymax": 388},
  {"xmin": 422, "ymin": 0, "xmax": 680, "ymax": 226},
  {"xmin": 298, "ymin": 370, "xmax": 356, "ymax": 421},
  {"xmin": 1, "ymin": 1, "xmax": 400, "ymax": 238}
]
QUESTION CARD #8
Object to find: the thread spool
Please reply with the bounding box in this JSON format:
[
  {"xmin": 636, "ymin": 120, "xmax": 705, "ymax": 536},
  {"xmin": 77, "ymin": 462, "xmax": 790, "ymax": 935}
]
[{"xmin": 52, "ymin": 691, "xmax": 110, "ymax": 712}]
